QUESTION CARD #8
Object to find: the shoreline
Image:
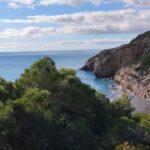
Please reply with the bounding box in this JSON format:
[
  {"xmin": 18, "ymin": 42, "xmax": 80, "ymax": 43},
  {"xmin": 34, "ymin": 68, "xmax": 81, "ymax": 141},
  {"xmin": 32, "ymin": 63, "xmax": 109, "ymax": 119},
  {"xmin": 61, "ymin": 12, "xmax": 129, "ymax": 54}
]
[{"xmin": 107, "ymin": 83, "xmax": 150, "ymax": 114}]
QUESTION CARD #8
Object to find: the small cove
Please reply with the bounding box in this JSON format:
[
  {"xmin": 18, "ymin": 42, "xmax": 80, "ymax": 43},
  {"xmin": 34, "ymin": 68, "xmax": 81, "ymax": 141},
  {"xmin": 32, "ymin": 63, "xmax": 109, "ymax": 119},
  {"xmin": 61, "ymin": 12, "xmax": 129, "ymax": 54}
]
[
  {"xmin": 0, "ymin": 50, "xmax": 149, "ymax": 113},
  {"xmin": 0, "ymin": 50, "xmax": 116, "ymax": 98}
]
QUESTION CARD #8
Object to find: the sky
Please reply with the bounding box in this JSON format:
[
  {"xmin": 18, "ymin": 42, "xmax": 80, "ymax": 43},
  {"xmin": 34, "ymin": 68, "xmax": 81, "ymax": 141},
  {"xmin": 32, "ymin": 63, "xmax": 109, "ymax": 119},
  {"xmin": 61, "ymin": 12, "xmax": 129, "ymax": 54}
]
[{"xmin": 0, "ymin": 0, "xmax": 149, "ymax": 52}]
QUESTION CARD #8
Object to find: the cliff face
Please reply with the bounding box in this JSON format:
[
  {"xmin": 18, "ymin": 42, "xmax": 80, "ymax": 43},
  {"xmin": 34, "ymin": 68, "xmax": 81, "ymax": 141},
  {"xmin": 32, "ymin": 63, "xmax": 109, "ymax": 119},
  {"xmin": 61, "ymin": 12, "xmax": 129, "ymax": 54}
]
[
  {"xmin": 115, "ymin": 65, "xmax": 150, "ymax": 100},
  {"xmin": 82, "ymin": 31, "xmax": 150, "ymax": 99},
  {"xmin": 82, "ymin": 31, "xmax": 150, "ymax": 78}
]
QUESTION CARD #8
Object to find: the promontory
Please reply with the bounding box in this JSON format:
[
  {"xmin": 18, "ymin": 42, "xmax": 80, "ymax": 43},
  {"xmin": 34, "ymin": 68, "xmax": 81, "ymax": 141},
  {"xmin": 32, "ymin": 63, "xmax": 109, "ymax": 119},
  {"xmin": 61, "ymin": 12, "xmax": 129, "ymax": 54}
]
[{"xmin": 81, "ymin": 31, "xmax": 150, "ymax": 99}]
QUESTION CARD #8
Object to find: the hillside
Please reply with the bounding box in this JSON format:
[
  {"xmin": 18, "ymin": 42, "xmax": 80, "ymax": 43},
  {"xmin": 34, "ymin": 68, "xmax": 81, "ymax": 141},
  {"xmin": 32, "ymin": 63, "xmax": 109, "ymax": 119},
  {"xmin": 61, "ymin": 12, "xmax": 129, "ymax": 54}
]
[{"xmin": 81, "ymin": 31, "xmax": 150, "ymax": 99}]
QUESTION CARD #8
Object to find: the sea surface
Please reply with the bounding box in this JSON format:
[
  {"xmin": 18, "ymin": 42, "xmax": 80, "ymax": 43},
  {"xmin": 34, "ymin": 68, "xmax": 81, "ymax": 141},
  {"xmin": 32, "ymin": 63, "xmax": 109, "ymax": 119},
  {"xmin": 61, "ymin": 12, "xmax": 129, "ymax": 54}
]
[{"xmin": 0, "ymin": 50, "xmax": 123, "ymax": 100}]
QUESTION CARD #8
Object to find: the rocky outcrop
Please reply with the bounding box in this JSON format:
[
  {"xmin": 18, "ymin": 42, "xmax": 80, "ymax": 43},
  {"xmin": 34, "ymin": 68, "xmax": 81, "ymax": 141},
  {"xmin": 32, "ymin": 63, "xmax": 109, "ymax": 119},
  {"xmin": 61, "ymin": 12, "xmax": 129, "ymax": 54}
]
[
  {"xmin": 81, "ymin": 31, "xmax": 150, "ymax": 78},
  {"xmin": 82, "ymin": 31, "xmax": 150, "ymax": 99},
  {"xmin": 115, "ymin": 65, "xmax": 150, "ymax": 100}
]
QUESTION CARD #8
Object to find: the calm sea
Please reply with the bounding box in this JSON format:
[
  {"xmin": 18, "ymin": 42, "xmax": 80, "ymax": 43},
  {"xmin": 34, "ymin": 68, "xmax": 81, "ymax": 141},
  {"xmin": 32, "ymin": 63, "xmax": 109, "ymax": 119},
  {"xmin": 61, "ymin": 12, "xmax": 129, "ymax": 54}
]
[{"xmin": 0, "ymin": 50, "xmax": 123, "ymax": 100}]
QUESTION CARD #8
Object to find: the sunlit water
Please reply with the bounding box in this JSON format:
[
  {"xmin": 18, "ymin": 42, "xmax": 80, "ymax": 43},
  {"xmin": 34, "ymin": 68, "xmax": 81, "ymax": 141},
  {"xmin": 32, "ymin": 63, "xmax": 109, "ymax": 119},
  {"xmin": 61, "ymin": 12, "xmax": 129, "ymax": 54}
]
[{"xmin": 0, "ymin": 50, "xmax": 123, "ymax": 100}]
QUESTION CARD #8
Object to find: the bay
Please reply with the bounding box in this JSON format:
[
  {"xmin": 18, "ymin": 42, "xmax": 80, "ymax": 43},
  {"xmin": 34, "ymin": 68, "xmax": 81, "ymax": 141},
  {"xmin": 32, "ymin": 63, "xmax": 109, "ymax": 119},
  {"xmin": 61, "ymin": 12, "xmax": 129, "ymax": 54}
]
[{"xmin": 0, "ymin": 50, "xmax": 123, "ymax": 99}]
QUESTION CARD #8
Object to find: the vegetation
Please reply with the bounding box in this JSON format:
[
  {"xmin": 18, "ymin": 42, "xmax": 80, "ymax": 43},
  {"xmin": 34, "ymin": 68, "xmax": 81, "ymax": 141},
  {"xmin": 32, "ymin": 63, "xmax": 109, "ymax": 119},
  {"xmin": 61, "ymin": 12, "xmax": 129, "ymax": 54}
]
[
  {"xmin": 130, "ymin": 31, "xmax": 150, "ymax": 44},
  {"xmin": 0, "ymin": 57, "xmax": 149, "ymax": 150},
  {"xmin": 141, "ymin": 53, "xmax": 150, "ymax": 69}
]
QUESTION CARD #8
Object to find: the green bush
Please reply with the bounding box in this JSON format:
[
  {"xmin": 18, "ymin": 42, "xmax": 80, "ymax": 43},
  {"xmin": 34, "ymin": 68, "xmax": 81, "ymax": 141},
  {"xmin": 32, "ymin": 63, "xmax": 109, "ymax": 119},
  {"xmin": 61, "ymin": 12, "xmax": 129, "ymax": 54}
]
[{"xmin": 0, "ymin": 57, "xmax": 149, "ymax": 150}]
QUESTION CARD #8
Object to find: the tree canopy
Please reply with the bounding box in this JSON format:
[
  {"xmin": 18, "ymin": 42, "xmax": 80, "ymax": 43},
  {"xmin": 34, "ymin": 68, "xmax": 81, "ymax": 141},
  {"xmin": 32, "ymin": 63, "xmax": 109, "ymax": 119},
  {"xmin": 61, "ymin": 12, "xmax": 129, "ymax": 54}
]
[{"xmin": 0, "ymin": 57, "xmax": 149, "ymax": 150}]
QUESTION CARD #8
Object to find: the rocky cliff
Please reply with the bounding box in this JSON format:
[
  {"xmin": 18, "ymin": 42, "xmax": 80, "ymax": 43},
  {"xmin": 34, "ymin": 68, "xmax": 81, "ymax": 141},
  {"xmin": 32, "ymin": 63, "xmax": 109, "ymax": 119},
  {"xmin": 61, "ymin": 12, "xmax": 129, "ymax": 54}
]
[
  {"xmin": 82, "ymin": 31, "xmax": 150, "ymax": 99},
  {"xmin": 115, "ymin": 64, "xmax": 150, "ymax": 100}
]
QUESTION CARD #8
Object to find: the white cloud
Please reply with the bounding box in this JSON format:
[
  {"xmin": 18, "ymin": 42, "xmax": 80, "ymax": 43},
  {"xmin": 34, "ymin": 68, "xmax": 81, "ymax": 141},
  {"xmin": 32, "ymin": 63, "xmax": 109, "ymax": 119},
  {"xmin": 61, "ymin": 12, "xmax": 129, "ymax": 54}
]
[
  {"xmin": 1, "ymin": 0, "xmax": 150, "ymax": 8},
  {"xmin": 0, "ymin": 37, "xmax": 127, "ymax": 52},
  {"xmin": 10, "ymin": 0, "xmax": 34, "ymax": 5},
  {"xmin": 40, "ymin": 0, "xmax": 85, "ymax": 6},
  {"xmin": 123, "ymin": 0, "xmax": 150, "ymax": 7},
  {"xmin": 33, "ymin": 0, "xmax": 150, "ymax": 7},
  {"xmin": 0, "ymin": 0, "xmax": 35, "ymax": 8},
  {"xmin": 0, "ymin": 0, "xmax": 110, "ymax": 8},
  {"xmin": 58, "ymin": 38, "xmax": 127, "ymax": 46},
  {"xmin": 39, "ymin": 0, "xmax": 112, "ymax": 6},
  {"xmin": 8, "ymin": 2, "xmax": 19, "ymax": 9},
  {"xmin": 0, "ymin": 22, "xmax": 148, "ymax": 39},
  {"xmin": 0, "ymin": 9, "xmax": 149, "ymax": 35},
  {"xmin": 0, "ymin": 27, "xmax": 56, "ymax": 38}
]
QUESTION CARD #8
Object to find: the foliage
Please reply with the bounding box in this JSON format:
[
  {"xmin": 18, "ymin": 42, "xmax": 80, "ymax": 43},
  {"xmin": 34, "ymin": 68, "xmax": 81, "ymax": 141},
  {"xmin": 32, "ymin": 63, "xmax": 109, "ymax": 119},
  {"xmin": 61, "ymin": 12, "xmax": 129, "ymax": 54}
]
[
  {"xmin": 0, "ymin": 57, "xmax": 149, "ymax": 150},
  {"xmin": 111, "ymin": 94, "xmax": 134, "ymax": 117},
  {"xmin": 130, "ymin": 31, "xmax": 150, "ymax": 44},
  {"xmin": 133, "ymin": 112, "xmax": 150, "ymax": 132},
  {"xmin": 115, "ymin": 142, "xmax": 150, "ymax": 150},
  {"xmin": 0, "ymin": 77, "xmax": 16, "ymax": 102},
  {"xmin": 18, "ymin": 57, "xmax": 58, "ymax": 92},
  {"xmin": 140, "ymin": 53, "xmax": 150, "ymax": 69}
]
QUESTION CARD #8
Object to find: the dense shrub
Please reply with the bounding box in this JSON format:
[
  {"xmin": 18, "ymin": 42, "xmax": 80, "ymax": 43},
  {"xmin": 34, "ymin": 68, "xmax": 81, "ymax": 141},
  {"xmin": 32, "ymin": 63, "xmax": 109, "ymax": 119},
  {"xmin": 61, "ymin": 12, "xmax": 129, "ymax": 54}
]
[{"xmin": 0, "ymin": 57, "xmax": 149, "ymax": 150}]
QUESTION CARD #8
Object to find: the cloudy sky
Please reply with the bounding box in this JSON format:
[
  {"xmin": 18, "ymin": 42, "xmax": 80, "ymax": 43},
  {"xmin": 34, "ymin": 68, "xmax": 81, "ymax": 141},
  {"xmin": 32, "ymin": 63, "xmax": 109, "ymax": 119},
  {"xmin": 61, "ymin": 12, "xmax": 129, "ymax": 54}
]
[{"xmin": 0, "ymin": 0, "xmax": 150, "ymax": 52}]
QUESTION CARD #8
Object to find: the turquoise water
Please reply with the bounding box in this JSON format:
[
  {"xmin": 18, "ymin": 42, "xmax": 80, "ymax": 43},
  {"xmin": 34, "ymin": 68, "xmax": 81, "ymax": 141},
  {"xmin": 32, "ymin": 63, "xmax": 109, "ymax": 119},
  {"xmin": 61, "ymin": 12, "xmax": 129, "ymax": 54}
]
[{"xmin": 0, "ymin": 50, "xmax": 121, "ymax": 98}]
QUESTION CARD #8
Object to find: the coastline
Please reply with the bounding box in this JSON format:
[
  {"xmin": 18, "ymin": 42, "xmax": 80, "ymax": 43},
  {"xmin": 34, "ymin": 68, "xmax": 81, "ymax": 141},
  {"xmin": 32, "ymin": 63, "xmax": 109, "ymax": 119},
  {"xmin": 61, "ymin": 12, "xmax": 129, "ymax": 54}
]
[
  {"xmin": 81, "ymin": 31, "xmax": 150, "ymax": 114},
  {"xmin": 108, "ymin": 83, "xmax": 150, "ymax": 114}
]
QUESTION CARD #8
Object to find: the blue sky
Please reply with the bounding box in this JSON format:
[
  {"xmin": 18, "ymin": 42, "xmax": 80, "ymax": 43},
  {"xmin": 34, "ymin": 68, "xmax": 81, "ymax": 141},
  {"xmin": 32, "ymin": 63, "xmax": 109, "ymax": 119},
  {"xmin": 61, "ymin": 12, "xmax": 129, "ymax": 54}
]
[{"xmin": 0, "ymin": 0, "xmax": 149, "ymax": 52}]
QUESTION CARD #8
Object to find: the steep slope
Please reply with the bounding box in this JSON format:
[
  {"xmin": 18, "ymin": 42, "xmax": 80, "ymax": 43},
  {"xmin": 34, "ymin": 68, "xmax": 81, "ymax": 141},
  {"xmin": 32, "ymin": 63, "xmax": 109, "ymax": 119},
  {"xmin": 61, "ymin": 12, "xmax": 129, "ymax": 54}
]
[
  {"xmin": 82, "ymin": 31, "xmax": 150, "ymax": 78},
  {"xmin": 82, "ymin": 31, "xmax": 150, "ymax": 99},
  {"xmin": 115, "ymin": 65, "xmax": 150, "ymax": 100}
]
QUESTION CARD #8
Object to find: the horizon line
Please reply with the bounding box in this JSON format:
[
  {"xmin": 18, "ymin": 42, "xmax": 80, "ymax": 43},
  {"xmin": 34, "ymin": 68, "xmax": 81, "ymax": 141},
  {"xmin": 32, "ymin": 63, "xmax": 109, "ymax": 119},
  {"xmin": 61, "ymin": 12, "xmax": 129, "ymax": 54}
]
[{"xmin": 0, "ymin": 49, "xmax": 101, "ymax": 54}]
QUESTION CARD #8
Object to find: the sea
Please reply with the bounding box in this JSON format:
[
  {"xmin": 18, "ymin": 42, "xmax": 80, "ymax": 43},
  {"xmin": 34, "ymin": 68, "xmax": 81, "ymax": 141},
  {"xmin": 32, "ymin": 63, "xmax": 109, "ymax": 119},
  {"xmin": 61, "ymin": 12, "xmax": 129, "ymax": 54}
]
[{"xmin": 0, "ymin": 50, "xmax": 123, "ymax": 100}]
